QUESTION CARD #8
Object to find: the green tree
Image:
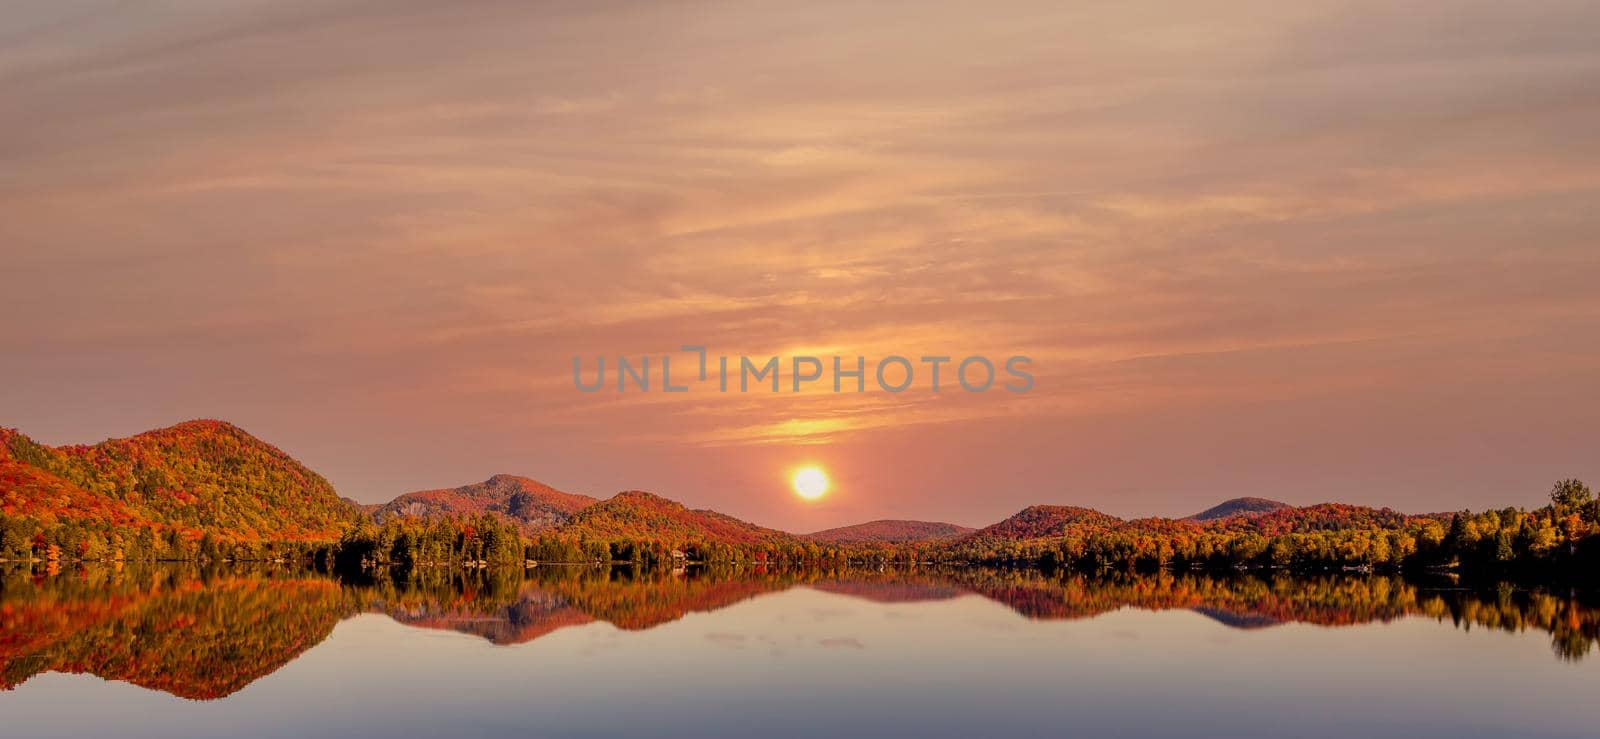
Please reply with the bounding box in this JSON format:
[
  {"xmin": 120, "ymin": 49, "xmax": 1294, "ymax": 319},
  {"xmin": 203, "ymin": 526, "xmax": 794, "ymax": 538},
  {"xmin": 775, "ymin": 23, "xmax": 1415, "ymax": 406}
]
[{"xmin": 1551, "ymin": 479, "xmax": 1593, "ymax": 509}]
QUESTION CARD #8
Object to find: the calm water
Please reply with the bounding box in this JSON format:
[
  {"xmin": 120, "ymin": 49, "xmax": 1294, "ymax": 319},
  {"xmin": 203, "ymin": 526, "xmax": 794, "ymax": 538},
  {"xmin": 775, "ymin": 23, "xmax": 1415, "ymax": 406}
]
[{"xmin": 2, "ymin": 565, "xmax": 1597, "ymax": 738}]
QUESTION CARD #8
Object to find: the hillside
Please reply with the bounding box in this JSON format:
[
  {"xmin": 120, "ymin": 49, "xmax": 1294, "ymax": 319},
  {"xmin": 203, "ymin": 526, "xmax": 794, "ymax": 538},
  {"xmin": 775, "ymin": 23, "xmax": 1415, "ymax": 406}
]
[
  {"xmin": 805, "ymin": 519, "xmax": 974, "ymax": 545},
  {"xmin": 1201, "ymin": 502, "xmax": 1426, "ymax": 535},
  {"xmin": 935, "ymin": 504, "xmax": 1125, "ymax": 562},
  {"xmin": 0, "ymin": 420, "xmax": 358, "ymax": 556},
  {"xmin": 0, "ymin": 436, "xmax": 146, "ymax": 529},
  {"xmin": 372, "ymin": 474, "xmax": 596, "ymax": 535},
  {"xmin": 0, "ymin": 418, "xmax": 1539, "ymax": 573},
  {"xmin": 1186, "ymin": 497, "xmax": 1292, "ymax": 521},
  {"xmin": 962, "ymin": 505, "xmax": 1123, "ymax": 542},
  {"xmin": 558, "ymin": 490, "xmax": 795, "ymax": 547}
]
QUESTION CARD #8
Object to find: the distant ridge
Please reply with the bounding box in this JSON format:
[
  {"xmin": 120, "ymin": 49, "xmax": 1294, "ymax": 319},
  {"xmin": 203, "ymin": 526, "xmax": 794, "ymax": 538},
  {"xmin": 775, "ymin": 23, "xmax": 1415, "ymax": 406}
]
[
  {"xmin": 0, "ymin": 418, "xmax": 1464, "ymax": 571},
  {"xmin": 372, "ymin": 474, "xmax": 596, "ymax": 535},
  {"xmin": 805, "ymin": 520, "xmax": 974, "ymax": 545},
  {"xmin": 1186, "ymin": 497, "xmax": 1292, "ymax": 521}
]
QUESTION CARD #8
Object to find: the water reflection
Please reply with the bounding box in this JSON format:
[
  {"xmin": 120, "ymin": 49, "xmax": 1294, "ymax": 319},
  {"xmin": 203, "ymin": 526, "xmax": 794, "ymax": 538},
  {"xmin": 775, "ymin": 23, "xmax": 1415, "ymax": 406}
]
[{"xmin": 2, "ymin": 564, "xmax": 1596, "ymax": 701}]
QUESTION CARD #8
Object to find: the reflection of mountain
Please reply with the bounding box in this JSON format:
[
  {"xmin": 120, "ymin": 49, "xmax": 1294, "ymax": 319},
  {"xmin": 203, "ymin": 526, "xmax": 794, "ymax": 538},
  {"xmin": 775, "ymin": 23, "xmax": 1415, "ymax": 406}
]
[
  {"xmin": 364, "ymin": 569, "xmax": 788, "ymax": 642},
  {"xmin": 1188, "ymin": 607, "xmax": 1283, "ymax": 629},
  {"xmin": 943, "ymin": 569, "xmax": 1425, "ymax": 626},
  {"xmin": 3, "ymin": 565, "xmax": 1598, "ymax": 701},
  {"xmin": 0, "ymin": 569, "xmax": 352, "ymax": 699},
  {"xmin": 376, "ymin": 588, "xmax": 594, "ymax": 645},
  {"xmin": 544, "ymin": 573, "xmax": 785, "ymax": 630},
  {"xmin": 809, "ymin": 579, "xmax": 964, "ymax": 603}
]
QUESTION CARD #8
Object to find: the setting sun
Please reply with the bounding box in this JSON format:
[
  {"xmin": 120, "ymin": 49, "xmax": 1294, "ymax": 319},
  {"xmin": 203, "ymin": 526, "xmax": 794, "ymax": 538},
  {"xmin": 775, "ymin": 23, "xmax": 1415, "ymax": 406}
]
[{"xmin": 792, "ymin": 466, "xmax": 830, "ymax": 501}]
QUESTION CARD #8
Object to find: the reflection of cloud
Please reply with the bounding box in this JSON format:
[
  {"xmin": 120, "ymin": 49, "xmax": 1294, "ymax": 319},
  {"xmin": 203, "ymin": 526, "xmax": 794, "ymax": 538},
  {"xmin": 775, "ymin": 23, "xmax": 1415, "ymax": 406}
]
[
  {"xmin": 818, "ymin": 637, "xmax": 865, "ymax": 650},
  {"xmin": 576, "ymin": 630, "xmax": 623, "ymax": 657},
  {"xmin": 793, "ymin": 608, "xmax": 852, "ymax": 624}
]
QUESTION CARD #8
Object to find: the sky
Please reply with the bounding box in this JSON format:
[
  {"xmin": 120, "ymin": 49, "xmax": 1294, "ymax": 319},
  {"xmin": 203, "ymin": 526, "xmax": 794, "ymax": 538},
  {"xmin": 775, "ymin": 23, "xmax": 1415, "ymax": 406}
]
[{"xmin": 2, "ymin": 0, "xmax": 1598, "ymax": 530}]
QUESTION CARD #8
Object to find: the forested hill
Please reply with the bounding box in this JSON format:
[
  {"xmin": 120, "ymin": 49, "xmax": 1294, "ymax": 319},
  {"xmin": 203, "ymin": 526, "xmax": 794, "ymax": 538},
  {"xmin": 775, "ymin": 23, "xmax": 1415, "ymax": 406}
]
[
  {"xmin": 1, "ymin": 420, "xmax": 359, "ymax": 559},
  {"xmin": 372, "ymin": 474, "xmax": 597, "ymax": 536},
  {"xmin": 1186, "ymin": 497, "xmax": 1291, "ymax": 521},
  {"xmin": 4, "ymin": 420, "xmax": 1597, "ymax": 576},
  {"xmin": 559, "ymin": 490, "xmax": 796, "ymax": 546},
  {"xmin": 805, "ymin": 520, "xmax": 974, "ymax": 545},
  {"xmin": 957, "ymin": 505, "xmax": 1123, "ymax": 544}
]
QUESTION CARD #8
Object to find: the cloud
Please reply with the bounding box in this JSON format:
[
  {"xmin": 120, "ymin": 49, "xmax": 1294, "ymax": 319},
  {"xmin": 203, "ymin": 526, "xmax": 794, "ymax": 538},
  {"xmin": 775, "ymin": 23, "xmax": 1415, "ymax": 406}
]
[{"xmin": 2, "ymin": 0, "xmax": 1597, "ymax": 523}]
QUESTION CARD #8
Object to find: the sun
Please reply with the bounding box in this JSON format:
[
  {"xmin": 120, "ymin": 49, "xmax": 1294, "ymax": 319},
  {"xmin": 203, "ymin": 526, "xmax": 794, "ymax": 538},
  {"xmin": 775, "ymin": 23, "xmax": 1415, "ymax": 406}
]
[{"xmin": 792, "ymin": 465, "xmax": 830, "ymax": 501}]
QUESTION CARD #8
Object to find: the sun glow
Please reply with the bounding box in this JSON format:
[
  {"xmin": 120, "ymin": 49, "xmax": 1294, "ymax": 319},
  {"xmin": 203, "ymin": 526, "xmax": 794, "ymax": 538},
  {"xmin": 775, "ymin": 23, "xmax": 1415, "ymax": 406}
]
[{"xmin": 792, "ymin": 465, "xmax": 830, "ymax": 501}]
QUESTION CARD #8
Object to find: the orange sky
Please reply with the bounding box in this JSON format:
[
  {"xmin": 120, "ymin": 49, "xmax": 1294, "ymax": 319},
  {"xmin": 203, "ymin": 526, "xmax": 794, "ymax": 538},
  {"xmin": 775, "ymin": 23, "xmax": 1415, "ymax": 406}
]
[{"xmin": 3, "ymin": 0, "xmax": 1598, "ymax": 530}]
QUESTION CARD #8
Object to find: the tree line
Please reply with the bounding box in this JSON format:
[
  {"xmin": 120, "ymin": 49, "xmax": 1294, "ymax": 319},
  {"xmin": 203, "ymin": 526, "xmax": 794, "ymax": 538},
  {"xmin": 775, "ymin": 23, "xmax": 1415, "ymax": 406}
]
[
  {"xmin": 935, "ymin": 479, "xmax": 1600, "ymax": 577},
  {"xmin": 5, "ymin": 479, "xmax": 1597, "ymax": 580}
]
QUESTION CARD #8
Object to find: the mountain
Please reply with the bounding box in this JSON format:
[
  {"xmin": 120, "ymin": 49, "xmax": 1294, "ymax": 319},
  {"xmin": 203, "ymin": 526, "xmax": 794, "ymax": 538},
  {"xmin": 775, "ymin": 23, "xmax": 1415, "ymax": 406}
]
[
  {"xmin": 937, "ymin": 505, "xmax": 1124, "ymax": 561},
  {"xmin": 558, "ymin": 490, "xmax": 795, "ymax": 547},
  {"xmin": 342, "ymin": 497, "xmax": 379, "ymax": 514},
  {"xmin": 1201, "ymin": 502, "xmax": 1425, "ymax": 535},
  {"xmin": 1186, "ymin": 497, "xmax": 1292, "ymax": 521},
  {"xmin": 962, "ymin": 504, "xmax": 1123, "ymax": 542},
  {"xmin": 805, "ymin": 520, "xmax": 974, "ymax": 545},
  {"xmin": 372, "ymin": 474, "xmax": 596, "ymax": 535},
  {"xmin": 0, "ymin": 420, "xmax": 358, "ymax": 550}
]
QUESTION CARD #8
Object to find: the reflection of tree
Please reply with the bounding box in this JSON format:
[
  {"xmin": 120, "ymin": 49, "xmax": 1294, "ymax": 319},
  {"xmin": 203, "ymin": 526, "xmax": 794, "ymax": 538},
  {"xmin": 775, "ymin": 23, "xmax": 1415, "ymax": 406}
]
[
  {"xmin": 807, "ymin": 580, "xmax": 964, "ymax": 604},
  {"xmin": 355, "ymin": 566, "xmax": 581, "ymax": 644},
  {"xmin": 940, "ymin": 569, "xmax": 1429, "ymax": 624},
  {"xmin": 3, "ymin": 565, "xmax": 1597, "ymax": 702},
  {"xmin": 534, "ymin": 567, "xmax": 787, "ymax": 630},
  {"xmin": 0, "ymin": 565, "xmax": 353, "ymax": 699},
  {"xmin": 344, "ymin": 565, "xmax": 790, "ymax": 642},
  {"xmin": 929, "ymin": 569, "xmax": 1600, "ymax": 661}
]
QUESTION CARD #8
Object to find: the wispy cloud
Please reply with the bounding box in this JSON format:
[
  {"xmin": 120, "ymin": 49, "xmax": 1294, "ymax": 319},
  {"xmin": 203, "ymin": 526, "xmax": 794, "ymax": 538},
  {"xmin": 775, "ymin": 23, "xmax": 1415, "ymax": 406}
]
[{"xmin": 2, "ymin": 0, "xmax": 1597, "ymax": 526}]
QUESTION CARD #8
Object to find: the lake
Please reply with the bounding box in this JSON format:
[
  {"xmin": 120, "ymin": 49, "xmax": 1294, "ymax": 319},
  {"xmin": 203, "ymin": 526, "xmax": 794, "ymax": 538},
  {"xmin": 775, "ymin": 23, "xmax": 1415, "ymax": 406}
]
[{"xmin": 2, "ymin": 565, "xmax": 1596, "ymax": 738}]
